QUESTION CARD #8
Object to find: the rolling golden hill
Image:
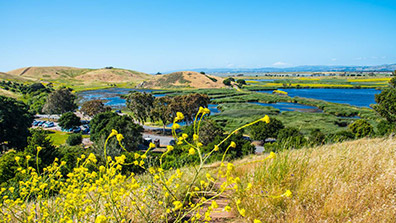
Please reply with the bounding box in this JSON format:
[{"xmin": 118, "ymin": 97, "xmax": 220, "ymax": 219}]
[
  {"xmin": 7, "ymin": 66, "xmax": 152, "ymax": 83},
  {"xmin": 141, "ymin": 71, "xmax": 226, "ymax": 89}
]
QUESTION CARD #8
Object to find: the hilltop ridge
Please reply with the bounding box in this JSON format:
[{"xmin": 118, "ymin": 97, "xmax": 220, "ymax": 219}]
[{"xmin": 140, "ymin": 71, "xmax": 226, "ymax": 89}]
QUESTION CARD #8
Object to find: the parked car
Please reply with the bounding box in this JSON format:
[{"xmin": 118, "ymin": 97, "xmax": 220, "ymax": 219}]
[
  {"xmin": 82, "ymin": 128, "xmax": 90, "ymax": 134},
  {"xmin": 169, "ymin": 140, "xmax": 176, "ymax": 146},
  {"xmin": 43, "ymin": 122, "xmax": 54, "ymax": 128},
  {"xmin": 143, "ymin": 137, "xmax": 152, "ymax": 146},
  {"xmin": 81, "ymin": 120, "xmax": 90, "ymax": 124},
  {"xmin": 38, "ymin": 121, "xmax": 46, "ymax": 127},
  {"xmin": 72, "ymin": 127, "xmax": 81, "ymax": 133}
]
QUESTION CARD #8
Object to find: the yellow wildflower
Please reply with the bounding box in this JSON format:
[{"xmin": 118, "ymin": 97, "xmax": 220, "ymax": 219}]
[
  {"xmin": 95, "ymin": 215, "xmax": 107, "ymax": 223},
  {"xmin": 116, "ymin": 133, "xmax": 124, "ymax": 142},
  {"xmin": 175, "ymin": 112, "xmax": 184, "ymax": 122},
  {"xmin": 268, "ymin": 151, "xmax": 276, "ymax": 159},
  {"xmin": 172, "ymin": 123, "xmax": 180, "ymax": 129},
  {"xmin": 166, "ymin": 145, "xmax": 174, "ymax": 152},
  {"xmin": 239, "ymin": 208, "xmax": 246, "ymax": 217},
  {"xmin": 109, "ymin": 129, "xmax": 118, "ymax": 138},
  {"xmin": 254, "ymin": 219, "xmax": 262, "ymax": 223},
  {"xmin": 15, "ymin": 156, "xmax": 20, "ymax": 163},
  {"xmin": 149, "ymin": 142, "xmax": 156, "ymax": 148},
  {"xmin": 202, "ymin": 107, "xmax": 210, "ymax": 115},
  {"xmin": 188, "ymin": 147, "xmax": 196, "ymax": 155},
  {"xmin": 224, "ymin": 205, "xmax": 231, "ymax": 212},
  {"xmin": 182, "ymin": 133, "xmax": 188, "ymax": 139},
  {"xmin": 193, "ymin": 134, "xmax": 199, "ymax": 141},
  {"xmin": 173, "ymin": 201, "xmax": 183, "ymax": 210},
  {"xmin": 230, "ymin": 141, "xmax": 236, "ymax": 148},
  {"xmin": 214, "ymin": 145, "xmax": 219, "ymax": 151},
  {"xmin": 37, "ymin": 146, "xmax": 43, "ymax": 152},
  {"xmin": 282, "ymin": 190, "xmax": 292, "ymax": 198},
  {"xmin": 260, "ymin": 115, "xmax": 270, "ymax": 123}
]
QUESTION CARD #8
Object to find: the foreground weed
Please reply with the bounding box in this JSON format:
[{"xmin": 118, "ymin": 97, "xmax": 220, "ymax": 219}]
[{"xmin": 0, "ymin": 107, "xmax": 290, "ymax": 222}]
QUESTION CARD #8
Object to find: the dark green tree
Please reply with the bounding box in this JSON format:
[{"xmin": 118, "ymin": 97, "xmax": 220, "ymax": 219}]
[
  {"xmin": 150, "ymin": 96, "xmax": 172, "ymax": 134},
  {"xmin": 250, "ymin": 118, "xmax": 284, "ymax": 141},
  {"xmin": 66, "ymin": 133, "xmax": 83, "ymax": 146},
  {"xmin": 25, "ymin": 129, "xmax": 57, "ymax": 167},
  {"xmin": 58, "ymin": 112, "xmax": 81, "ymax": 129},
  {"xmin": 373, "ymin": 77, "xmax": 396, "ymax": 122},
  {"xmin": 42, "ymin": 88, "xmax": 77, "ymax": 115},
  {"xmin": 167, "ymin": 93, "xmax": 210, "ymax": 124},
  {"xmin": 26, "ymin": 92, "xmax": 48, "ymax": 114},
  {"xmin": 236, "ymin": 79, "xmax": 246, "ymax": 85},
  {"xmin": 223, "ymin": 79, "xmax": 232, "ymax": 86},
  {"xmin": 126, "ymin": 92, "xmax": 155, "ymax": 124},
  {"xmin": 0, "ymin": 96, "xmax": 34, "ymax": 151},
  {"xmin": 348, "ymin": 119, "xmax": 374, "ymax": 138},
  {"xmin": 90, "ymin": 112, "xmax": 144, "ymax": 157},
  {"xmin": 80, "ymin": 100, "xmax": 111, "ymax": 117},
  {"xmin": 183, "ymin": 119, "xmax": 224, "ymax": 146}
]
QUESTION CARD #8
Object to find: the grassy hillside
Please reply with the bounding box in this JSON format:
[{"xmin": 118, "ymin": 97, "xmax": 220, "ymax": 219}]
[
  {"xmin": 142, "ymin": 71, "xmax": 226, "ymax": 89},
  {"xmin": 0, "ymin": 71, "xmax": 31, "ymax": 82},
  {"xmin": 232, "ymin": 137, "xmax": 396, "ymax": 222},
  {"xmin": 0, "ymin": 88, "xmax": 20, "ymax": 98},
  {"xmin": 6, "ymin": 66, "xmax": 153, "ymax": 91}
]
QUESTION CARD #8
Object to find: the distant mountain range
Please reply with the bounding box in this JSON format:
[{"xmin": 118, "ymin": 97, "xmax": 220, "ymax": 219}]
[{"xmin": 173, "ymin": 63, "xmax": 396, "ymax": 74}]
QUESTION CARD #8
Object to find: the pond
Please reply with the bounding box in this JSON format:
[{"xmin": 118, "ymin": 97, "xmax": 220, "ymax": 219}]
[
  {"xmin": 256, "ymin": 88, "xmax": 381, "ymax": 107},
  {"xmin": 77, "ymin": 88, "xmax": 163, "ymax": 108},
  {"xmin": 78, "ymin": 88, "xmax": 220, "ymax": 114},
  {"xmin": 248, "ymin": 79, "xmax": 275, "ymax": 82},
  {"xmin": 250, "ymin": 102, "xmax": 322, "ymax": 113}
]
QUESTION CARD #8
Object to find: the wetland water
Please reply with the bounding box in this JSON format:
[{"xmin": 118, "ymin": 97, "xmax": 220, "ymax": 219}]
[
  {"xmin": 77, "ymin": 88, "xmax": 220, "ymax": 114},
  {"xmin": 78, "ymin": 88, "xmax": 165, "ymax": 108},
  {"xmin": 250, "ymin": 102, "xmax": 322, "ymax": 113},
  {"xmin": 257, "ymin": 88, "xmax": 381, "ymax": 107}
]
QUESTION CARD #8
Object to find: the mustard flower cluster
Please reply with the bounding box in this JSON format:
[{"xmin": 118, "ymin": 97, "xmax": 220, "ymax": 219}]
[{"xmin": 0, "ymin": 107, "xmax": 291, "ymax": 222}]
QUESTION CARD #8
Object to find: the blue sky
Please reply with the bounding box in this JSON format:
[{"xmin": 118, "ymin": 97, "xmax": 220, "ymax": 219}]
[{"xmin": 0, "ymin": 0, "xmax": 395, "ymax": 73}]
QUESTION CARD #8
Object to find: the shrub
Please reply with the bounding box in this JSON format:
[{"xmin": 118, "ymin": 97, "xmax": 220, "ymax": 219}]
[
  {"xmin": 376, "ymin": 120, "xmax": 396, "ymax": 136},
  {"xmin": 348, "ymin": 119, "xmax": 374, "ymax": 138},
  {"xmin": 277, "ymin": 127, "xmax": 307, "ymax": 149},
  {"xmin": 90, "ymin": 112, "xmax": 143, "ymax": 157},
  {"xmin": 58, "ymin": 112, "xmax": 81, "ymax": 129},
  {"xmin": 66, "ymin": 133, "xmax": 82, "ymax": 146},
  {"xmin": 24, "ymin": 129, "xmax": 57, "ymax": 167},
  {"xmin": 0, "ymin": 151, "xmax": 33, "ymax": 186},
  {"xmin": 309, "ymin": 129, "xmax": 326, "ymax": 146},
  {"xmin": 250, "ymin": 118, "xmax": 284, "ymax": 141},
  {"xmin": 328, "ymin": 130, "xmax": 355, "ymax": 142}
]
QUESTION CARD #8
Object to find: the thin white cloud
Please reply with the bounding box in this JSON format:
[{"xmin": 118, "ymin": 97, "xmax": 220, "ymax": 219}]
[
  {"xmin": 272, "ymin": 61, "xmax": 287, "ymax": 66},
  {"xmin": 331, "ymin": 58, "xmax": 337, "ymax": 61}
]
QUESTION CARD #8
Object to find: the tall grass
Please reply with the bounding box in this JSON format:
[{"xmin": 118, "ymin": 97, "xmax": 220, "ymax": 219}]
[{"xmin": 233, "ymin": 137, "xmax": 396, "ymax": 222}]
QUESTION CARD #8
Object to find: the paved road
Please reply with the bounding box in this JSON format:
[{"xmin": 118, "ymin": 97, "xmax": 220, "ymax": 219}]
[{"xmin": 143, "ymin": 133, "xmax": 174, "ymax": 147}]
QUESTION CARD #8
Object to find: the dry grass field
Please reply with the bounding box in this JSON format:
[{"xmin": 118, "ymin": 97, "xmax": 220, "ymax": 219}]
[{"xmin": 232, "ymin": 137, "xmax": 396, "ymax": 222}]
